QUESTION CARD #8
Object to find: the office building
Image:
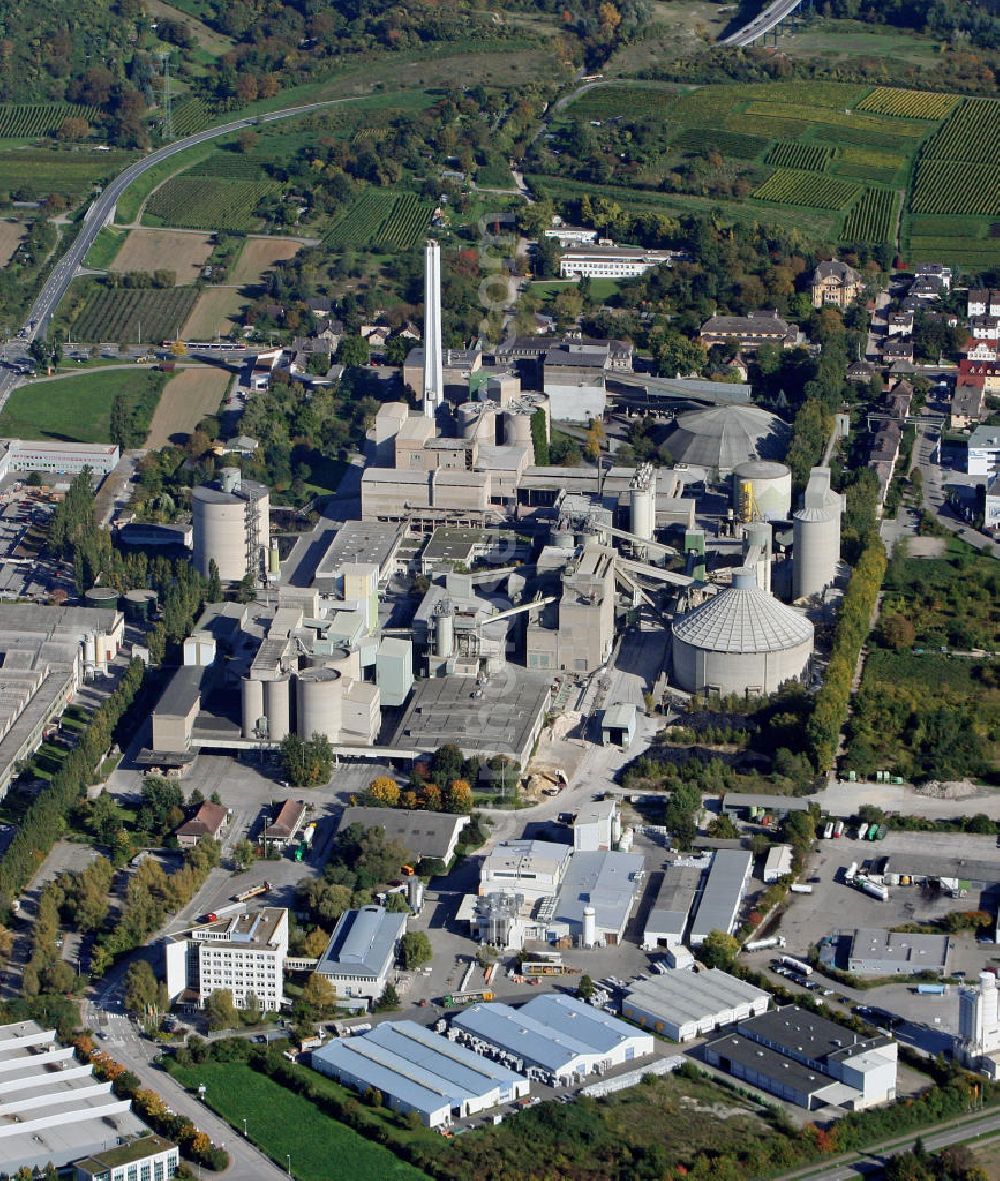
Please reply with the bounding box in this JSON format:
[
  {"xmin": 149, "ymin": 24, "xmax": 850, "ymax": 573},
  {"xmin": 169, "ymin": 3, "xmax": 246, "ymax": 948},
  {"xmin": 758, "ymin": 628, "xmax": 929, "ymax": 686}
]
[
  {"xmin": 846, "ymin": 927, "xmax": 951, "ymax": 977},
  {"xmin": 315, "ymin": 906, "xmax": 406, "ymax": 1008},
  {"xmin": 967, "ymin": 425, "xmax": 1000, "ymax": 476},
  {"xmin": 74, "ymin": 1136, "xmax": 180, "ymax": 1181},
  {"xmin": 559, "ymin": 245, "xmax": 678, "ymax": 280},
  {"xmin": 164, "ymin": 908, "xmax": 289, "ymax": 1011},
  {"xmin": 310, "ymin": 1021, "xmax": 528, "ymax": 1128},
  {"xmin": 0, "ymin": 439, "xmax": 120, "ymax": 478}
]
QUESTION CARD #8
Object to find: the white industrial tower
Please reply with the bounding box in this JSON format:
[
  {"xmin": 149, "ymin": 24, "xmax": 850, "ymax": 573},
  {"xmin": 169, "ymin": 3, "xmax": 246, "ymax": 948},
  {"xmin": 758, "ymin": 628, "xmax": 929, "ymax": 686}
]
[{"xmin": 422, "ymin": 239, "xmax": 444, "ymax": 418}]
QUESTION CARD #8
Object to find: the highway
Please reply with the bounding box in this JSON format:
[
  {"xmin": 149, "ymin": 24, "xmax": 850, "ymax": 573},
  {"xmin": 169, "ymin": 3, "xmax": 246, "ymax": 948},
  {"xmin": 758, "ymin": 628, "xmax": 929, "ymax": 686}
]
[{"xmin": 722, "ymin": 0, "xmax": 805, "ymax": 46}]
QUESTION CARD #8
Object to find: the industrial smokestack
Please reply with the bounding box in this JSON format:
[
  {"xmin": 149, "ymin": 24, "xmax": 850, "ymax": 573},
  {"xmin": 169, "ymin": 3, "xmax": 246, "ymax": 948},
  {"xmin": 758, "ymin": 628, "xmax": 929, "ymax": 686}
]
[{"xmin": 423, "ymin": 239, "xmax": 444, "ymax": 418}]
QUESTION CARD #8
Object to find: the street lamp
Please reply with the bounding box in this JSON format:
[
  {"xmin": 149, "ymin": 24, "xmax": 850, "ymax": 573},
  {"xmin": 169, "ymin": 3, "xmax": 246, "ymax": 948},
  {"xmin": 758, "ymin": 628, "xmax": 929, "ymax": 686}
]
[
  {"xmin": 286, "ymin": 1154, "xmax": 292, "ymax": 1177},
  {"xmin": 242, "ymin": 1118, "xmax": 247, "ymax": 1138}
]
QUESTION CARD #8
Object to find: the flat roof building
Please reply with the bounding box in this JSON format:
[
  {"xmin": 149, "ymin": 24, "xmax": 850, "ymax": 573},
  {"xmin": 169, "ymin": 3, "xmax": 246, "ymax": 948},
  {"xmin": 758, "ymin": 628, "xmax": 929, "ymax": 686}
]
[
  {"xmin": 0, "ymin": 1021, "xmax": 148, "ymax": 1174},
  {"xmin": 688, "ymin": 849, "xmax": 752, "ymax": 946},
  {"xmin": 573, "ymin": 797, "xmax": 618, "ymax": 852},
  {"xmin": 721, "ymin": 793, "xmax": 811, "ymax": 820},
  {"xmin": 480, "ymin": 839, "xmax": 572, "ymax": 903},
  {"xmin": 549, "ymin": 850, "xmax": 645, "ymax": 946},
  {"xmin": 338, "ymin": 806, "xmax": 470, "ymax": 864},
  {"xmin": 315, "ymin": 906, "xmax": 406, "ymax": 1008},
  {"xmin": 74, "ymin": 1135, "xmax": 179, "ymax": 1181},
  {"xmin": 705, "ymin": 1007, "xmax": 897, "ymax": 1110},
  {"xmin": 763, "ymin": 844, "xmax": 794, "ymax": 884},
  {"xmin": 310, "ymin": 1020, "xmax": 528, "ymax": 1128},
  {"xmin": 622, "ymin": 968, "xmax": 770, "ymax": 1042},
  {"xmin": 451, "ymin": 994, "xmax": 655, "ymax": 1085},
  {"xmin": 846, "ymin": 927, "xmax": 952, "ymax": 977}
]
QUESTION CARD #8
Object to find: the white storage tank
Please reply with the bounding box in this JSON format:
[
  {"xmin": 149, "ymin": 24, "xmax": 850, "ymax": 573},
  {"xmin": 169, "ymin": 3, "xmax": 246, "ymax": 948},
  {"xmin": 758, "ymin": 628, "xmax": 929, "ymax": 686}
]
[
  {"xmin": 732, "ymin": 460, "xmax": 792, "ymax": 523},
  {"xmin": 504, "ymin": 409, "xmax": 534, "ymax": 448},
  {"xmin": 434, "ymin": 602, "xmax": 454, "ymax": 659},
  {"xmin": 793, "ymin": 506, "xmax": 841, "ymax": 599},
  {"xmin": 671, "ymin": 568, "xmax": 814, "ymax": 696},
  {"xmin": 242, "ymin": 677, "xmax": 264, "ymax": 739},
  {"xmin": 582, "ymin": 905, "xmax": 598, "ymax": 949},
  {"xmin": 192, "ymin": 486, "xmax": 248, "ymax": 582},
  {"xmin": 457, "ymin": 402, "xmax": 484, "ymax": 440},
  {"xmin": 629, "ymin": 463, "xmax": 656, "ymax": 542},
  {"xmin": 264, "ymin": 676, "xmax": 291, "ymax": 741},
  {"xmin": 296, "ymin": 667, "xmax": 343, "ymax": 742}
]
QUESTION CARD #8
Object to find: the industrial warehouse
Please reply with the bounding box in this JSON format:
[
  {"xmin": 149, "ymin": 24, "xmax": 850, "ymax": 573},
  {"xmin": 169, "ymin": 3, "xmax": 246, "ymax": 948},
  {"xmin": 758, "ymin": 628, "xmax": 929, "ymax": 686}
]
[
  {"xmin": 310, "ymin": 1021, "xmax": 529, "ymax": 1128},
  {"xmin": 622, "ymin": 968, "xmax": 771, "ymax": 1042},
  {"xmin": 450, "ymin": 995, "xmax": 656, "ymax": 1085}
]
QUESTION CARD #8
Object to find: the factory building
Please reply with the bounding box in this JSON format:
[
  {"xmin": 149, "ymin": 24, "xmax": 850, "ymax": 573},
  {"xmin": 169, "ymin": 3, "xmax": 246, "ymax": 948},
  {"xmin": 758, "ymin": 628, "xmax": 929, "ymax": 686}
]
[
  {"xmin": 337, "ymin": 806, "xmax": 470, "ymax": 865},
  {"xmin": 191, "ymin": 468, "xmax": 269, "ymax": 584},
  {"xmin": 671, "ymin": 568, "xmax": 814, "ymax": 698},
  {"xmin": 164, "ymin": 908, "xmax": 289, "ymax": 1011},
  {"xmin": 549, "ymin": 850, "xmax": 645, "ymax": 947},
  {"xmin": 792, "ymin": 468, "xmax": 843, "ymax": 600},
  {"xmin": 622, "ymin": 968, "xmax": 770, "ymax": 1042},
  {"xmin": 663, "ymin": 405, "xmax": 791, "ymax": 475},
  {"xmin": 641, "ymin": 858, "xmax": 708, "ymax": 950},
  {"xmin": 525, "ymin": 541, "xmax": 617, "ymax": 674},
  {"xmin": 573, "ymin": 798, "xmax": 619, "ymax": 852},
  {"xmin": 315, "ymin": 906, "xmax": 406, "ymax": 1008},
  {"xmin": 959, "ymin": 973, "xmax": 1000, "ymax": 1077},
  {"xmin": 846, "ymin": 928, "xmax": 952, "ymax": 977},
  {"xmin": 0, "ymin": 439, "xmax": 121, "ymax": 478},
  {"xmin": 451, "ymin": 994, "xmax": 655, "ymax": 1085},
  {"xmin": 479, "ymin": 840, "xmax": 572, "ymax": 904},
  {"xmin": 731, "ymin": 460, "xmax": 792, "ymax": 523},
  {"xmin": 0, "ymin": 603, "xmax": 123, "ymax": 798},
  {"xmin": 0, "ymin": 1021, "xmax": 151, "ymax": 1175},
  {"xmin": 688, "ymin": 850, "xmax": 753, "ymax": 946},
  {"xmin": 310, "ymin": 1021, "xmax": 528, "ymax": 1128},
  {"xmin": 762, "ymin": 844, "xmax": 794, "ymax": 884},
  {"xmin": 704, "ymin": 1008, "xmax": 897, "ymax": 1110}
]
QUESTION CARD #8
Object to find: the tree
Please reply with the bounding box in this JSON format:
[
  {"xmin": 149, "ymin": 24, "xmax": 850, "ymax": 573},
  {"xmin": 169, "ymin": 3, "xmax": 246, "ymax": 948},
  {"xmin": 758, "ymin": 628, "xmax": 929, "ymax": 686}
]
[
  {"xmin": 337, "ymin": 336, "xmax": 370, "ymax": 367},
  {"xmin": 302, "ymin": 927, "xmax": 329, "ymax": 958},
  {"xmin": 170, "ymin": 339, "xmax": 187, "ymax": 357},
  {"xmin": 700, "ymin": 930, "xmax": 739, "ymax": 970},
  {"xmin": 584, "ymin": 419, "xmax": 605, "ymax": 461},
  {"xmin": 708, "ymin": 814, "xmax": 740, "ymax": 840},
  {"xmin": 125, "ymin": 961, "xmax": 160, "ymax": 1017},
  {"xmin": 399, "ymin": 931, "xmax": 432, "ymax": 971},
  {"xmin": 444, "ymin": 778, "xmax": 473, "ymax": 814},
  {"xmin": 578, "ymin": 973, "xmax": 595, "ymax": 999},
  {"xmin": 301, "ymin": 972, "xmax": 337, "ymax": 1014},
  {"xmin": 280, "ymin": 733, "xmax": 334, "ymax": 787},
  {"xmin": 364, "ymin": 776, "xmax": 400, "ymax": 807},
  {"xmin": 232, "ymin": 839, "xmax": 255, "ymax": 873},
  {"xmin": 374, "ymin": 983, "xmax": 399, "ymax": 1011},
  {"xmin": 204, "ymin": 989, "xmax": 238, "ymax": 1031}
]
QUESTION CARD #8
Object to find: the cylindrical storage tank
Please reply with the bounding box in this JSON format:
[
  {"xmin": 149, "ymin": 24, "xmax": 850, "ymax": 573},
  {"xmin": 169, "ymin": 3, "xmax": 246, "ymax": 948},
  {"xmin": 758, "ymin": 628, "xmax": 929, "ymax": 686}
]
[
  {"xmin": 84, "ymin": 587, "xmax": 119, "ymax": 609},
  {"xmin": 552, "ymin": 530, "xmax": 575, "ymax": 551},
  {"xmin": 743, "ymin": 521, "xmax": 772, "ymax": 595},
  {"xmin": 242, "ymin": 677, "xmax": 265, "ymax": 740},
  {"xmin": 268, "ymin": 540, "xmax": 280, "ymax": 578},
  {"xmin": 731, "ymin": 460, "xmax": 792, "ymax": 523},
  {"xmin": 792, "ymin": 506, "xmax": 841, "ymax": 599},
  {"xmin": 582, "ymin": 905, "xmax": 598, "ymax": 949},
  {"xmin": 457, "ymin": 402, "xmax": 482, "ymax": 440},
  {"xmin": 435, "ymin": 607, "xmax": 454, "ymax": 659},
  {"xmin": 122, "ymin": 588, "xmax": 157, "ymax": 624},
  {"xmin": 671, "ymin": 568, "xmax": 814, "ymax": 697},
  {"xmin": 296, "ymin": 668, "xmax": 342, "ymax": 742},
  {"xmin": 219, "ymin": 467, "xmax": 242, "ymax": 494},
  {"xmin": 192, "ymin": 487, "xmax": 247, "ymax": 582},
  {"xmin": 629, "ymin": 483, "xmax": 655, "ymax": 541},
  {"xmin": 264, "ymin": 676, "xmax": 291, "ymax": 742},
  {"xmin": 408, "ymin": 877, "xmax": 425, "ymax": 912},
  {"xmin": 504, "ymin": 410, "xmax": 533, "ymax": 448},
  {"xmin": 326, "ymin": 646, "xmax": 359, "ymax": 681}
]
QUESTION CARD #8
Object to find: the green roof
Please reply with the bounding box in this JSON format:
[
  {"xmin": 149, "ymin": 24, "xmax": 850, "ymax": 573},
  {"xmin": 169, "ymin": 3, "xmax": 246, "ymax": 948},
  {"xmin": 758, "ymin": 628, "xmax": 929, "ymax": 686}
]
[{"xmin": 75, "ymin": 1135, "xmax": 175, "ymax": 1173}]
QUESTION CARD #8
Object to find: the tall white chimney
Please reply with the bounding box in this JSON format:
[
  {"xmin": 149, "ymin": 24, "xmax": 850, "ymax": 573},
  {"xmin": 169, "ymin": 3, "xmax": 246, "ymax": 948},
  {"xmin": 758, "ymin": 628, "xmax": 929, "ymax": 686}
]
[{"xmin": 423, "ymin": 239, "xmax": 444, "ymax": 418}]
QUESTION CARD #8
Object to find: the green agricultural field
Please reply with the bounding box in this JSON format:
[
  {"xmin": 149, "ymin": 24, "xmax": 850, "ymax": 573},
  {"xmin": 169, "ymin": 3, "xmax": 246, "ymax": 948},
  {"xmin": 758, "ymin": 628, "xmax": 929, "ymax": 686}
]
[
  {"xmin": 0, "ymin": 148, "xmax": 134, "ymax": 200},
  {"xmin": 0, "ymin": 103, "xmax": 99, "ymax": 139},
  {"xmin": 170, "ymin": 98, "xmax": 214, "ymax": 136},
  {"xmin": 325, "ymin": 189, "xmax": 433, "ymax": 250},
  {"xmin": 857, "ymin": 87, "xmax": 958, "ymax": 120},
  {"xmin": 671, "ymin": 128, "xmax": 769, "ymax": 159},
  {"xmin": 842, "ymin": 188, "xmax": 899, "ymax": 245},
  {"xmin": 0, "ymin": 369, "xmax": 166, "ymax": 444},
  {"xmin": 753, "ymin": 168, "xmax": 860, "ymax": 210},
  {"xmin": 765, "ymin": 141, "xmax": 835, "ymax": 171},
  {"xmin": 70, "ymin": 286, "xmax": 199, "ymax": 344},
  {"xmin": 144, "ymin": 175, "xmax": 278, "ymax": 232},
  {"xmin": 169, "ymin": 1062, "xmax": 429, "ymax": 1181}
]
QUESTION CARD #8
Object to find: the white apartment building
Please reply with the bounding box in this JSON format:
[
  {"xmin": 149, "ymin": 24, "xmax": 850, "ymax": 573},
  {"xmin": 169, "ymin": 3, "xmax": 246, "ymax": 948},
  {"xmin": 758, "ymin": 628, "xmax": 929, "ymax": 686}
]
[
  {"xmin": 559, "ymin": 245, "xmax": 678, "ymax": 279},
  {"xmin": 967, "ymin": 290, "xmax": 1000, "ymax": 318},
  {"xmin": 544, "ymin": 227, "xmax": 598, "ymax": 246},
  {"xmin": 165, "ymin": 908, "xmax": 289, "ymax": 1011},
  {"xmin": 970, "ymin": 316, "xmax": 1000, "ymax": 341}
]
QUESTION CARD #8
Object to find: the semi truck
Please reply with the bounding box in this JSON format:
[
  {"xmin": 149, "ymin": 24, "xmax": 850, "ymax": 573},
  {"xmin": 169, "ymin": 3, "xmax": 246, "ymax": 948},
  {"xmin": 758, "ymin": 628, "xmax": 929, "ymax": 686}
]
[
  {"xmin": 744, "ymin": 935, "xmax": 787, "ymax": 952},
  {"xmin": 233, "ymin": 881, "xmax": 272, "ymax": 903},
  {"xmin": 857, "ymin": 876, "xmax": 889, "ymax": 901},
  {"xmin": 790, "ymin": 883, "xmax": 813, "ymax": 894},
  {"xmin": 914, "ymin": 983, "xmax": 949, "ymax": 995},
  {"xmin": 778, "ymin": 955, "xmax": 813, "ymax": 976}
]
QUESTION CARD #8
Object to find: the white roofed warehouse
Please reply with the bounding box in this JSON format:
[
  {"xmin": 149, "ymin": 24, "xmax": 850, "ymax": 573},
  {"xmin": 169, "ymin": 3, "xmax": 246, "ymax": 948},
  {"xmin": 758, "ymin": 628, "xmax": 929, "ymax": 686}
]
[
  {"xmin": 671, "ymin": 568, "xmax": 814, "ymax": 697},
  {"xmin": 622, "ymin": 968, "xmax": 770, "ymax": 1042},
  {"xmin": 450, "ymin": 994, "xmax": 655, "ymax": 1085},
  {"xmin": 310, "ymin": 1020, "xmax": 528, "ymax": 1128}
]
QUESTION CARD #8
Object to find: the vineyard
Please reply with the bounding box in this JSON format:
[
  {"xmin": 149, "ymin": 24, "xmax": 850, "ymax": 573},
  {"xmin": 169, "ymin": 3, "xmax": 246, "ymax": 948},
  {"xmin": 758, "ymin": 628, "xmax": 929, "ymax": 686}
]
[
  {"xmin": 325, "ymin": 189, "xmax": 433, "ymax": 249},
  {"xmin": 71, "ymin": 287, "xmax": 199, "ymax": 344},
  {"xmin": 911, "ymin": 160, "xmax": 1000, "ymax": 216},
  {"xmin": 842, "ymin": 188, "xmax": 898, "ymax": 244},
  {"xmin": 753, "ymin": 169, "xmax": 860, "ymax": 210},
  {"xmin": 671, "ymin": 128, "xmax": 769, "ymax": 159},
  {"xmin": 0, "ymin": 149, "xmax": 133, "ymax": 199},
  {"xmin": 765, "ymin": 141, "xmax": 834, "ymax": 172},
  {"xmin": 832, "ymin": 145, "xmax": 907, "ymax": 186},
  {"xmin": 923, "ymin": 99, "xmax": 1000, "ymax": 164},
  {"xmin": 857, "ymin": 87, "xmax": 958, "ymax": 120},
  {"xmin": 744, "ymin": 101, "xmax": 928, "ymax": 140},
  {"xmin": 145, "ymin": 176, "xmax": 278, "ymax": 232},
  {"xmin": 170, "ymin": 99, "xmax": 214, "ymax": 137},
  {"xmin": 187, "ymin": 152, "xmax": 269, "ymax": 180},
  {"xmin": 567, "ymin": 84, "xmax": 673, "ymax": 121},
  {"xmin": 0, "ymin": 103, "xmax": 99, "ymax": 138},
  {"xmin": 352, "ymin": 128, "xmax": 389, "ymax": 144}
]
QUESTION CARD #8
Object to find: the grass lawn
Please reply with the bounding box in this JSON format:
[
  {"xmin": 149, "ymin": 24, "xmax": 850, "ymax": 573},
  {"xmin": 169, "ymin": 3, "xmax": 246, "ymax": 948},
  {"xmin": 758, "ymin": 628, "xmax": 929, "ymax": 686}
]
[
  {"xmin": 83, "ymin": 227, "xmax": 126, "ymax": 270},
  {"xmin": 781, "ymin": 18, "xmax": 944, "ymax": 67},
  {"xmin": 531, "ymin": 277, "xmax": 623, "ymax": 301},
  {"xmin": 298, "ymin": 451, "xmax": 350, "ymax": 499},
  {"xmin": 169, "ymin": 1062, "xmax": 430, "ymax": 1181},
  {"xmin": 0, "ymin": 369, "xmax": 166, "ymax": 444}
]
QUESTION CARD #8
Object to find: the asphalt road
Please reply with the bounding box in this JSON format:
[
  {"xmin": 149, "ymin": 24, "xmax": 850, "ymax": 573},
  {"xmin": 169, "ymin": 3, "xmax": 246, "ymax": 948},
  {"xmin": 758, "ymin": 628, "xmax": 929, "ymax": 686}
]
[{"xmin": 722, "ymin": 0, "xmax": 805, "ymax": 46}]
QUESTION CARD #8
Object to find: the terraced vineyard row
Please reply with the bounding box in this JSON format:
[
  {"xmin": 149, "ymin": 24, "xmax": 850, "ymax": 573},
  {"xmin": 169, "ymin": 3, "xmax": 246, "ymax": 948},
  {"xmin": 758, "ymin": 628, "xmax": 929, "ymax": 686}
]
[
  {"xmin": 858, "ymin": 87, "xmax": 957, "ymax": 120},
  {"xmin": 765, "ymin": 141, "xmax": 834, "ymax": 172},
  {"xmin": 753, "ymin": 169, "xmax": 860, "ymax": 210},
  {"xmin": 842, "ymin": 188, "xmax": 898, "ymax": 244},
  {"xmin": 187, "ymin": 152, "xmax": 268, "ymax": 180},
  {"xmin": 145, "ymin": 176, "xmax": 278, "ymax": 232},
  {"xmin": 0, "ymin": 103, "xmax": 99, "ymax": 138},
  {"xmin": 170, "ymin": 99, "xmax": 214, "ymax": 137},
  {"xmin": 71, "ymin": 287, "xmax": 199, "ymax": 344},
  {"xmin": 670, "ymin": 128, "xmax": 769, "ymax": 159},
  {"xmin": 923, "ymin": 98, "xmax": 1000, "ymax": 163},
  {"xmin": 911, "ymin": 160, "xmax": 1000, "ymax": 216},
  {"xmin": 325, "ymin": 189, "xmax": 433, "ymax": 249}
]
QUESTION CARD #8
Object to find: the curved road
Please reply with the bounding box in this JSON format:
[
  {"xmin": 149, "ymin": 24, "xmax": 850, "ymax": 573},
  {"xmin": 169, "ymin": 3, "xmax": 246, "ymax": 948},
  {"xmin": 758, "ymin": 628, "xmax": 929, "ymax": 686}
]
[{"xmin": 722, "ymin": 0, "xmax": 805, "ymax": 46}]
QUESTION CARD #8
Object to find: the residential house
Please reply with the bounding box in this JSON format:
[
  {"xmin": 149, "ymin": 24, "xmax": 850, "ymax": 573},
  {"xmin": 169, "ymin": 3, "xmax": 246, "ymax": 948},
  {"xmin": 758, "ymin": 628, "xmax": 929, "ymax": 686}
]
[
  {"xmin": 810, "ymin": 259, "xmax": 863, "ymax": 309},
  {"xmin": 174, "ymin": 800, "xmax": 229, "ymax": 849}
]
